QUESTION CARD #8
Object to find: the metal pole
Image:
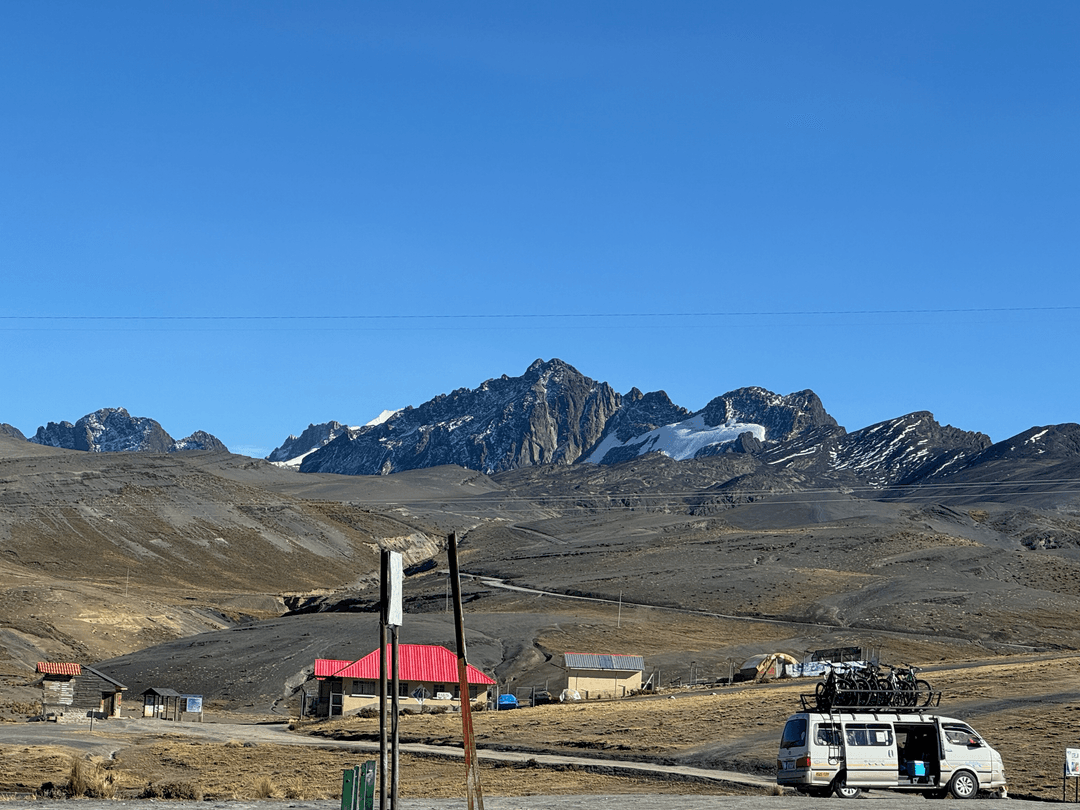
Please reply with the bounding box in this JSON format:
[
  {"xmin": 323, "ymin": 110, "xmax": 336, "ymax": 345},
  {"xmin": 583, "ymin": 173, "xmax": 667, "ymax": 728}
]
[
  {"xmin": 447, "ymin": 531, "xmax": 484, "ymax": 810},
  {"xmin": 391, "ymin": 623, "xmax": 400, "ymax": 810},
  {"xmin": 379, "ymin": 552, "xmax": 388, "ymax": 810}
]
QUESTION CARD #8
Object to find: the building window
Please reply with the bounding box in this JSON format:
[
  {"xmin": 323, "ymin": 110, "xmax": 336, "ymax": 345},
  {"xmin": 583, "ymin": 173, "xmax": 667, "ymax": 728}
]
[
  {"xmin": 398, "ymin": 681, "xmax": 410, "ymax": 698},
  {"xmin": 351, "ymin": 680, "xmax": 376, "ymax": 697}
]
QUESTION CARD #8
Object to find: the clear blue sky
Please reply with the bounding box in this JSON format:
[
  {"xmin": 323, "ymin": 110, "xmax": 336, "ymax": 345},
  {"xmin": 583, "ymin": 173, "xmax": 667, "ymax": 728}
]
[{"xmin": 2, "ymin": 2, "xmax": 1077, "ymax": 457}]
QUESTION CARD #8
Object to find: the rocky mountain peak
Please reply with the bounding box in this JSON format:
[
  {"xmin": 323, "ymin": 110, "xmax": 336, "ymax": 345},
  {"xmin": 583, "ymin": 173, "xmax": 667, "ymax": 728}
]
[
  {"xmin": 699, "ymin": 388, "xmax": 838, "ymax": 441},
  {"xmin": 29, "ymin": 408, "xmax": 226, "ymax": 454},
  {"xmin": 169, "ymin": 430, "xmax": 229, "ymax": 453},
  {"xmin": 267, "ymin": 421, "xmax": 348, "ymax": 464},
  {"xmin": 298, "ymin": 359, "xmax": 620, "ymax": 475},
  {"xmin": 0, "ymin": 423, "xmax": 26, "ymax": 441},
  {"xmin": 832, "ymin": 411, "xmax": 991, "ymax": 486}
]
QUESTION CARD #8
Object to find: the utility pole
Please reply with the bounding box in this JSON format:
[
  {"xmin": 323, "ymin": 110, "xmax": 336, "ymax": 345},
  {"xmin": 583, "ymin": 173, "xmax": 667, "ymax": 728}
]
[
  {"xmin": 379, "ymin": 553, "xmax": 388, "ymax": 810},
  {"xmin": 447, "ymin": 532, "xmax": 484, "ymax": 810}
]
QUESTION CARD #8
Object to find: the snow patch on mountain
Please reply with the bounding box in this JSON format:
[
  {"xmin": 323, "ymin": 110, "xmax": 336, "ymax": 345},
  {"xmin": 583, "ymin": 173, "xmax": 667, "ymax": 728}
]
[
  {"xmin": 584, "ymin": 415, "xmax": 766, "ymax": 463},
  {"xmin": 365, "ymin": 410, "xmax": 400, "ymax": 427}
]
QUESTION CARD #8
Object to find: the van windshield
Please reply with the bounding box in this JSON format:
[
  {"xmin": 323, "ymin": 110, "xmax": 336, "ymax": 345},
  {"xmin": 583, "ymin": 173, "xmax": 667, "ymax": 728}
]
[{"xmin": 781, "ymin": 717, "xmax": 807, "ymax": 749}]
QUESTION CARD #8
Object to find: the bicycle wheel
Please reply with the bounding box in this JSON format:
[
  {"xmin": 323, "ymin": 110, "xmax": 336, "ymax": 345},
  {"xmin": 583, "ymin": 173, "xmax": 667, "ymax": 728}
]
[
  {"xmin": 837, "ymin": 674, "xmax": 859, "ymax": 707},
  {"xmin": 915, "ymin": 679, "xmax": 933, "ymax": 706},
  {"xmin": 816, "ymin": 680, "xmax": 831, "ymax": 711}
]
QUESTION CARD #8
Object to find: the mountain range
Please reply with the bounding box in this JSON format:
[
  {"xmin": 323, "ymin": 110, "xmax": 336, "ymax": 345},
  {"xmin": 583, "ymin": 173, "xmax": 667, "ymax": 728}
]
[
  {"xmin": 8, "ymin": 359, "xmax": 1080, "ymax": 508},
  {"xmin": 265, "ymin": 359, "xmax": 1079, "ymax": 504},
  {"xmin": 2, "ymin": 358, "xmax": 1079, "ymax": 718},
  {"xmin": 27, "ymin": 407, "xmax": 227, "ymax": 454}
]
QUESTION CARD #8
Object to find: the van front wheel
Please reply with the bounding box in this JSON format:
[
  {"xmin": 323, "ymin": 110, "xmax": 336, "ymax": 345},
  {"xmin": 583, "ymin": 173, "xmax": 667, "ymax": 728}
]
[
  {"xmin": 833, "ymin": 774, "xmax": 862, "ymax": 799},
  {"xmin": 948, "ymin": 770, "xmax": 979, "ymax": 799}
]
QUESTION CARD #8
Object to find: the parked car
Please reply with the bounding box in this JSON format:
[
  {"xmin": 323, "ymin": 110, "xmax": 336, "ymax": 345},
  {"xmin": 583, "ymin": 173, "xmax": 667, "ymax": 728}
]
[{"xmin": 497, "ymin": 694, "xmax": 519, "ymax": 710}]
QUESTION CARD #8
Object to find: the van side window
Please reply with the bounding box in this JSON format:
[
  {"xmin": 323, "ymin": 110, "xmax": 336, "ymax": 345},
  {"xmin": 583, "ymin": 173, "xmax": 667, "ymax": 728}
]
[
  {"xmin": 781, "ymin": 718, "xmax": 807, "ymax": 749},
  {"xmin": 816, "ymin": 723, "xmax": 841, "ymax": 746},
  {"xmin": 845, "ymin": 723, "xmax": 893, "ymax": 746},
  {"xmin": 943, "ymin": 724, "xmax": 980, "ymax": 746}
]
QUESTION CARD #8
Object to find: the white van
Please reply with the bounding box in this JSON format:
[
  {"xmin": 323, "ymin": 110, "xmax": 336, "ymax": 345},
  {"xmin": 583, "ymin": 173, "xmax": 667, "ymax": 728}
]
[{"xmin": 776, "ymin": 710, "xmax": 1007, "ymax": 799}]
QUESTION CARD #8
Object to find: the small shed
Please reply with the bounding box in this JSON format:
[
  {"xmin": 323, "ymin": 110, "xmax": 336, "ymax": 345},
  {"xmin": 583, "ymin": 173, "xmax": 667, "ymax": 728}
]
[
  {"xmin": 562, "ymin": 653, "xmax": 644, "ymax": 699},
  {"xmin": 34, "ymin": 662, "xmax": 127, "ymax": 721},
  {"xmin": 142, "ymin": 687, "xmax": 183, "ymax": 720}
]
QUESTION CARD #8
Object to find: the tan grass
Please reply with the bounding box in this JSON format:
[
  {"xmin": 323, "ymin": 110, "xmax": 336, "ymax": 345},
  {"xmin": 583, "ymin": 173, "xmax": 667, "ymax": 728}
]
[
  {"xmin": 253, "ymin": 775, "xmax": 276, "ymax": 799},
  {"xmin": 66, "ymin": 755, "xmax": 115, "ymax": 799}
]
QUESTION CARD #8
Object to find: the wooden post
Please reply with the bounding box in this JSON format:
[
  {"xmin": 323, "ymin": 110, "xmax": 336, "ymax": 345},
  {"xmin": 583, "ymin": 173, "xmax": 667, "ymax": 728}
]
[
  {"xmin": 379, "ymin": 552, "xmax": 389, "ymax": 810},
  {"xmin": 447, "ymin": 531, "xmax": 484, "ymax": 810}
]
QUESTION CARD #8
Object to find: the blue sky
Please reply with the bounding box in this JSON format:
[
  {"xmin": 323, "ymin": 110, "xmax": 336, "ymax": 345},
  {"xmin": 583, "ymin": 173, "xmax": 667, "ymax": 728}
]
[{"xmin": 2, "ymin": 2, "xmax": 1077, "ymax": 457}]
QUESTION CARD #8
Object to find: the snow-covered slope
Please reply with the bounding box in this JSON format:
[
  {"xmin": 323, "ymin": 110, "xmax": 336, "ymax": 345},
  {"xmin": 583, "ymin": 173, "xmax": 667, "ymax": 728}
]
[
  {"xmin": 267, "ymin": 421, "xmax": 350, "ymax": 466},
  {"xmin": 584, "ymin": 414, "xmax": 765, "ymax": 463}
]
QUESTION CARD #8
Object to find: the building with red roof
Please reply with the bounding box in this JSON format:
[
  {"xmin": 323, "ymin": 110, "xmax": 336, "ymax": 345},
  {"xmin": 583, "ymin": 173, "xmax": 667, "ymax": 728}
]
[
  {"xmin": 313, "ymin": 644, "xmax": 495, "ymax": 717},
  {"xmin": 33, "ymin": 662, "xmax": 127, "ymax": 721}
]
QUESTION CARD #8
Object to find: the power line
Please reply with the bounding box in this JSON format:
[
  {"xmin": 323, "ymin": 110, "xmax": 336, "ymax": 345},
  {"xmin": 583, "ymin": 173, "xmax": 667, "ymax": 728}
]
[{"xmin": 1, "ymin": 305, "xmax": 1078, "ymax": 321}]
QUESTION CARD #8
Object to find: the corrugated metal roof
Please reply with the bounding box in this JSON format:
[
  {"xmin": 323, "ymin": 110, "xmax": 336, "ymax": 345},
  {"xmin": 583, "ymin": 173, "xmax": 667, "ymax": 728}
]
[
  {"xmin": 315, "ymin": 644, "xmax": 495, "ymax": 685},
  {"xmin": 142, "ymin": 687, "xmax": 183, "ymax": 698},
  {"xmin": 36, "ymin": 662, "xmax": 81, "ymax": 676},
  {"xmin": 563, "ymin": 653, "xmax": 644, "ymax": 672}
]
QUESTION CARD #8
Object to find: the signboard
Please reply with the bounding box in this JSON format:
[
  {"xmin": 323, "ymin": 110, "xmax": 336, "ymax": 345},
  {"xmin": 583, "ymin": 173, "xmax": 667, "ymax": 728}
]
[
  {"xmin": 1067, "ymin": 748, "xmax": 1080, "ymax": 776},
  {"xmin": 388, "ymin": 551, "xmax": 403, "ymax": 627},
  {"xmin": 181, "ymin": 695, "xmax": 203, "ymax": 713}
]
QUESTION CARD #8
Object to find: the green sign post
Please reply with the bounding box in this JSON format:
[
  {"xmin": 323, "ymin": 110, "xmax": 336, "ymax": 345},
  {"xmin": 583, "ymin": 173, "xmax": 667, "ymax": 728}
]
[{"xmin": 341, "ymin": 761, "xmax": 377, "ymax": 810}]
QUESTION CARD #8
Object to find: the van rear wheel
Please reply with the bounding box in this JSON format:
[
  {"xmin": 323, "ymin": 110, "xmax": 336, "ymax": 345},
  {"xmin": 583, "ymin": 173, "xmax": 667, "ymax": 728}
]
[
  {"xmin": 948, "ymin": 770, "xmax": 978, "ymax": 799},
  {"xmin": 833, "ymin": 774, "xmax": 862, "ymax": 799}
]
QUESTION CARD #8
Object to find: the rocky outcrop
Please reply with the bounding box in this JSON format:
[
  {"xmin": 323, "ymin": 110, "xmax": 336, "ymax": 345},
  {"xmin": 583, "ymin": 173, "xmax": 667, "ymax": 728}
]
[
  {"xmin": 267, "ymin": 421, "xmax": 348, "ymax": 464},
  {"xmin": 300, "ymin": 358, "xmax": 621, "ymax": 475},
  {"xmin": 30, "ymin": 408, "xmax": 225, "ymax": 454}
]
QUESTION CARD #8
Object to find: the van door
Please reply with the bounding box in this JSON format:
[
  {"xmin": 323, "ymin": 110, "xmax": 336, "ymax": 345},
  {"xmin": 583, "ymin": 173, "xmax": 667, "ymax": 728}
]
[
  {"xmin": 843, "ymin": 721, "xmax": 898, "ymax": 787},
  {"xmin": 940, "ymin": 721, "xmax": 993, "ymax": 787}
]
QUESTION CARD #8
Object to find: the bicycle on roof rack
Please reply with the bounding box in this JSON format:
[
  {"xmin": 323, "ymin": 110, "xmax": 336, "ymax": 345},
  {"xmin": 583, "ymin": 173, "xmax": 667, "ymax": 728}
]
[{"xmin": 807, "ymin": 662, "xmax": 938, "ymax": 712}]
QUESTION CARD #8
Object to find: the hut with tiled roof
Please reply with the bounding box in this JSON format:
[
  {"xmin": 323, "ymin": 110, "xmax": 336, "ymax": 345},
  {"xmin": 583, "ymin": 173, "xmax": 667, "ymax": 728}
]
[{"xmin": 33, "ymin": 662, "xmax": 127, "ymax": 721}]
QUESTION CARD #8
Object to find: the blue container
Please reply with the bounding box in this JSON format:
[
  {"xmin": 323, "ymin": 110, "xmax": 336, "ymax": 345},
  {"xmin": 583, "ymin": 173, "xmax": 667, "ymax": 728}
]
[{"xmin": 906, "ymin": 761, "xmax": 927, "ymax": 777}]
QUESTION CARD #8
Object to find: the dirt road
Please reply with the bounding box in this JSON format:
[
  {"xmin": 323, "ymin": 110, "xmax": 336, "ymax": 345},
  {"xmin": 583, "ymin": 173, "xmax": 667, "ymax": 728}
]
[
  {"xmin": 0, "ymin": 718, "xmax": 772, "ymax": 791},
  {"xmin": 7, "ymin": 795, "xmax": 1034, "ymax": 810}
]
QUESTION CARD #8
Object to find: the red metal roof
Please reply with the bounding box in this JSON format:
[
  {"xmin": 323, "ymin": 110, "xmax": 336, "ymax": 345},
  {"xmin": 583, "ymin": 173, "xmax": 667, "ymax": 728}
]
[
  {"xmin": 37, "ymin": 662, "xmax": 81, "ymax": 676},
  {"xmin": 315, "ymin": 644, "xmax": 495, "ymax": 685}
]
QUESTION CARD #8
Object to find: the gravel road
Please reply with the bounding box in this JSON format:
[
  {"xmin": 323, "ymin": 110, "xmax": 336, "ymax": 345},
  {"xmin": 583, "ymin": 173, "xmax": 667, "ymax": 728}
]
[
  {"xmin": 0, "ymin": 720, "xmax": 1035, "ymax": 810},
  {"xmin": 13, "ymin": 795, "xmax": 1031, "ymax": 810}
]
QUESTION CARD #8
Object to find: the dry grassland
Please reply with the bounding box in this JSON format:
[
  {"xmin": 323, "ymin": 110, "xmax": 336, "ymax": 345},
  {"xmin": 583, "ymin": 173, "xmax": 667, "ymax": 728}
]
[{"xmin": 0, "ymin": 656, "xmax": 1075, "ymax": 801}]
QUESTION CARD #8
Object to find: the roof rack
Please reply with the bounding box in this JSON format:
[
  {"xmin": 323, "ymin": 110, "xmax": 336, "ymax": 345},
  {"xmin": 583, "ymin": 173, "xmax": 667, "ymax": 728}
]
[{"xmin": 799, "ymin": 689, "xmax": 943, "ymax": 712}]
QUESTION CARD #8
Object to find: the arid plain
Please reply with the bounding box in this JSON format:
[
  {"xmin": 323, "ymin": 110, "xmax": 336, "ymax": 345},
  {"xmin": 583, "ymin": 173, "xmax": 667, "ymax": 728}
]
[{"xmin": 1, "ymin": 435, "xmax": 1079, "ymax": 800}]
